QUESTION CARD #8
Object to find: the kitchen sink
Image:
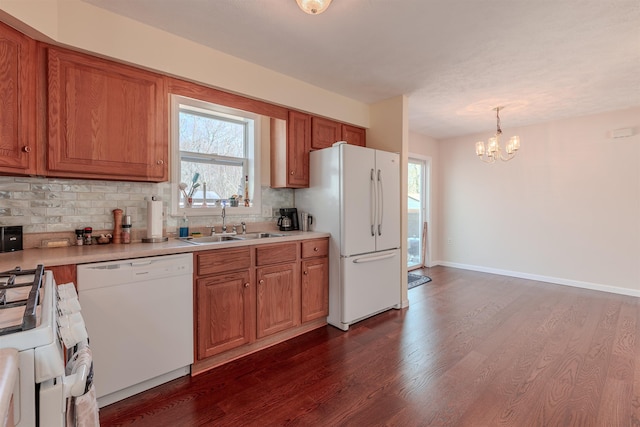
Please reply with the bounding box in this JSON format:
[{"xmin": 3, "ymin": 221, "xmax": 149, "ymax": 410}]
[{"xmin": 178, "ymin": 232, "xmax": 287, "ymax": 245}]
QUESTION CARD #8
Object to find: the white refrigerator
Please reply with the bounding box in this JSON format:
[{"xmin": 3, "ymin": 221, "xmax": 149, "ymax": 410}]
[{"xmin": 296, "ymin": 142, "xmax": 401, "ymax": 330}]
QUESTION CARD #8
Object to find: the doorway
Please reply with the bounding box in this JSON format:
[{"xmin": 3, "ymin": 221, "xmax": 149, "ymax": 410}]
[{"xmin": 407, "ymin": 156, "xmax": 430, "ymax": 270}]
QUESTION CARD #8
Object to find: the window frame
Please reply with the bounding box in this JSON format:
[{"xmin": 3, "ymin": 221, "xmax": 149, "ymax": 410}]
[{"xmin": 170, "ymin": 94, "xmax": 261, "ymax": 217}]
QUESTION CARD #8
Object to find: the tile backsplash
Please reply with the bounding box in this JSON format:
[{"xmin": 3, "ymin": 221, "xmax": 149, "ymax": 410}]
[{"xmin": 0, "ymin": 176, "xmax": 293, "ymax": 234}]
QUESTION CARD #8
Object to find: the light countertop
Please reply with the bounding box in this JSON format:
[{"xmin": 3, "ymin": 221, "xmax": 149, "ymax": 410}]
[{"xmin": 0, "ymin": 231, "xmax": 330, "ymax": 271}]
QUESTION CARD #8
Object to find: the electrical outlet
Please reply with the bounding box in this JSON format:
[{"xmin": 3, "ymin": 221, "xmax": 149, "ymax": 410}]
[{"xmin": 262, "ymin": 205, "xmax": 272, "ymax": 217}]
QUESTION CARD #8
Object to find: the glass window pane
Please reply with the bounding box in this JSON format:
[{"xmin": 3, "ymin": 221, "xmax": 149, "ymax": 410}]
[
  {"xmin": 179, "ymin": 111, "xmax": 245, "ymax": 157},
  {"xmin": 181, "ymin": 160, "xmax": 244, "ymax": 205}
]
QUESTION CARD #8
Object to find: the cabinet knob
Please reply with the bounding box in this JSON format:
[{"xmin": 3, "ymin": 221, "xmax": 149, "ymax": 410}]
[
  {"xmin": 22, "ymin": 146, "xmax": 31, "ymax": 153},
  {"xmin": 259, "ymin": 279, "xmax": 265, "ymax": 285},
  {"xmin": 156, "ymin": 159, "xmax": 164, "ymax": 165},
  {"xmin": 244, "ymin": 283, "xmax": 250, "ymax": 288},
  {"xmin": 314, "ymin": 247, "xmax": 319, "ymax": 252},
  {"xmin": 290, "ymin": 170, "xmax": 294, "ymax": 175},
  {"xmin": 303, "ymin": 271, "xmax": 308, "ymax": 275}
]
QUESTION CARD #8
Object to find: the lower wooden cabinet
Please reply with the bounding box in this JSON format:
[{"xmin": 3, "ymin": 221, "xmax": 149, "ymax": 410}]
[
  {"xmin": 193, "ymin": 238, "xmax": 329, "ymax": 375},
  {"xmin": 301, "ymin": 257, "xmax": 329, "ymax": 323},
  {"xmin": 196, "ymin": 270, "xmax": 253, "ymax": 359},
  {"xmin": 256, "ymin": 262, "xmax": 299, "ymax": 338}
]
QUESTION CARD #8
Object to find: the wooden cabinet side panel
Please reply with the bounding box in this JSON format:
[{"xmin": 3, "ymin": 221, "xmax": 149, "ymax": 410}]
[
  {"xmin": 49, "ymin": 264, "xmax": 77, "ymax": 286},
  {"xmin": 197, "ymin": 271, "xmax": 252, "ymax": 359},
  {"xmin": 256, "ymin": 263, "xmax": 299, "ymax": 339},
  {"xmin": 342, "ymin": 124, "xmax": 366, "ymax": 147},
  {"xmin": 46, "ymin": 47, "xmax": 167, "ymax": 181},
  {"xmin": 311, "ymin": 116, "xmax": 341, "ymax": 150},
  {"xmin": 301, "ymin": 258, "xmax": 329, "ymax": 323},
  {"xmin": 0, "ymin": 22, "xmax": 36, "ymax": 174}
]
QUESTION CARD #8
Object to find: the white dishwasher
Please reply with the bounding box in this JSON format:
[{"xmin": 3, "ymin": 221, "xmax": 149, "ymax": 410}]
[{"xmin": 77, "ymin": 253, "xmax": 193, "ymax": 408}]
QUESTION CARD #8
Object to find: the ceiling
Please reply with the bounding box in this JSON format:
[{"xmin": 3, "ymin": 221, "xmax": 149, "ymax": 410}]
[{"xmin": 83, "ymin": 0, "xmax": 640, "ymax": 139}]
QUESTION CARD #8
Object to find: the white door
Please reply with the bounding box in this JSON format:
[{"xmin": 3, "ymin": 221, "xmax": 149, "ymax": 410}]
[
  {"xmin": 407, "ymin": 156, "xmax": 430, "ymax": 269},
  {"xmin": 340, "ymin": 144, "xmax": 376, "ymax": 256},
  {"xmin": 374, "ymin": 149, "xmax": 401, "ymax": 252}
]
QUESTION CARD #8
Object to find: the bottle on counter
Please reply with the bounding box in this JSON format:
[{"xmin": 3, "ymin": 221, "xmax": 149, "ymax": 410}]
[
  {"xmin": 75, "ymin": 229, "xmax": 84, "ymax": 246},
  {"xmin": 179, "ymin": 213, "xmax": 189, "ymax": 238},
  {"xmin": 122, "ymin": 215, "xmax": 132, "ymax": 244},
  {"xmin": 83, "ymin": 227, "xmax": 93, "ymax": 245}
]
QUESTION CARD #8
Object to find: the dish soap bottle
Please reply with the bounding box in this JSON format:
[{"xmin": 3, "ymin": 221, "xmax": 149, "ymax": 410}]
[{"xmin": 179, "ymin": 213, "xmax": 189, "ymax": 238}]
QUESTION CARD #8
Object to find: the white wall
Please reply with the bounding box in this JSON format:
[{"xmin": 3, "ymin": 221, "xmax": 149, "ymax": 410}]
[
  {"xmin": 408, "ymin": 132, "xmax": 440, "ymax": 264},
  {"xmin": 369, "ymin": 95, "xmax": 410, "ymax": 307},
  {"xmin": 438, "ymin": 107, "xmax": 640, "ymax": 294}
]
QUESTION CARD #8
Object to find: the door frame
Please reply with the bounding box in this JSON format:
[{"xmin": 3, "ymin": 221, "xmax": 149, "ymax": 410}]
[{"xmin": 407, "ymin": 154, "xmax": 432, "ymax": 269}]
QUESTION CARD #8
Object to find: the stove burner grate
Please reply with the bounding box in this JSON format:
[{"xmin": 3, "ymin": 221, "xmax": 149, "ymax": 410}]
[{"xmin": 0, "ymin": 264, "xmax": 44, "ymax": 335}]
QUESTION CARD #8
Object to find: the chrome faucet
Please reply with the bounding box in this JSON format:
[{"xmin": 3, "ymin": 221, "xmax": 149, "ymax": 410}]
[
  {"xmin": 221, "ymin": 205, "xmax": 227, "ymax": 233},
  {"xmin": 241, "ymin": 221, "xmax": 246, "ymax": 234}
]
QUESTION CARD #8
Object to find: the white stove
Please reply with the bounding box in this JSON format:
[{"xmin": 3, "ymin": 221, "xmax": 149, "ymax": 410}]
[{"xmin": 0, "ymin": 266, "xmax": 97, "ymax": 427}]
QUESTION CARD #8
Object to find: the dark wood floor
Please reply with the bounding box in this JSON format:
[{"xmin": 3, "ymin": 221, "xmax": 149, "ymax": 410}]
[{"xmin": 99, "ymin": 266, "xmax": 640, "ymax": 426}]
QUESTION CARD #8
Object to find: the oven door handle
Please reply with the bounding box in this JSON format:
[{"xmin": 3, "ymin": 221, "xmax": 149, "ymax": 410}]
[{"xmin": 64, "ymin": 340, "xmax": 93, "ymax": 397}]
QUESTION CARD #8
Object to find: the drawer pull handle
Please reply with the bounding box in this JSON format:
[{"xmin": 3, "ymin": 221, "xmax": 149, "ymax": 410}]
[{"xmin": 314, "ymin": 247, "xmax": 319, "ymax": 251}]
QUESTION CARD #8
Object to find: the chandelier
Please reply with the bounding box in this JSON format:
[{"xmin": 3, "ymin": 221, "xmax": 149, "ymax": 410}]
[
  {"xmin": 296, "ymin": 0, "xmax": 332, "ymax": 14},
  {"xmin": 475, "ymin": 107, "xmax": 521, "ymax": 163}
]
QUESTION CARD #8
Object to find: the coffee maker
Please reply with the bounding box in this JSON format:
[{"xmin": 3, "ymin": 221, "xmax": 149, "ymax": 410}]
[{"xmin": 278, "ymin": 208, "xmax": 299, "ymax": 231}]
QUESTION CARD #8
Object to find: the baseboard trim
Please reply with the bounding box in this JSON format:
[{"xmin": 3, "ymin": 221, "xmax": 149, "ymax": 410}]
[{"xmin": 436, "ymin": 261, "xmax": 640, "ymax": 298}]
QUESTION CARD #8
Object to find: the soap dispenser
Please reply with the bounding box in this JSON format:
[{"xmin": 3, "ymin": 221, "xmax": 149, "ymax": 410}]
[{"xmin": 179, "ymin": 213, "xmax": 189, "ymax": 238}]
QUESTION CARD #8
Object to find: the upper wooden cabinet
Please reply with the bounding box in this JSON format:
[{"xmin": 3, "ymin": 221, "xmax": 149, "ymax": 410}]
[
  {"xmin": 271, "ymin": 111, "xmax": 310, "ymax": 188},
  {"xmin": 311, "ymin": 117, "xmax": 366, "ymax": 150},
  {"xmin": 342, "ymin": 124, "xmax": 366, "ymax": 147},
  {"xmin": 45, "ymin": 46, "xmax": 168, "ymax": 182},
  {"xmin": 0, "ymin": 22, "xmax": 36, "ymax": 175},
  {"xmin": 311, "ymin": 116, "xmax": 341, "ymax": 150}
]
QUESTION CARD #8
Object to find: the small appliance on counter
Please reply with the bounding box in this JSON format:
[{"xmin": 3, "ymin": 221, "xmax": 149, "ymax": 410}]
[
  {"xmin": 277, "ymin": 208, "xmax": 299, "ymax": 231},
  {"xmin": 1, "ymin": 225, "xmax": 22, "ymax": 252}
]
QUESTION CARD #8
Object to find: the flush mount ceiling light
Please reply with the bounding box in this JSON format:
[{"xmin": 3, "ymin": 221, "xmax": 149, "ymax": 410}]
[
  {"xmin": 296, "ymin": 0, "xmax": 332, "ymax": 14},
  {"xmin": 475, "ymin": 106, "xmax": 521, "ymax": 163}
]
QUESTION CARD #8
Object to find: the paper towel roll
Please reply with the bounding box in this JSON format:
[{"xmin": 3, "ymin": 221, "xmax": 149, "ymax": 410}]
[{"xmin": 146, "ymin": 200, "xmax": 163, "ymax": 238}]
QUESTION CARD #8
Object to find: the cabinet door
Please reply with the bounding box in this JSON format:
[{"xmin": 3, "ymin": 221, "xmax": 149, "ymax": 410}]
[
  {"xmin": 0, "ymin": 22, "xmax": 36, "ymax": 174},
  {"xmin": 301, "ymin": 257, "xmax": 329, "ymax": 323},
  {"xmin": 256, "ymin": 263, "xmax": 299, "ymax": 338},
  {"xmin": 311, "ymin": 116, "xmax": 341, "ymax": 150},
  {"xmin": 286, "ymin": 110, "xmax": 310, "ymax": 187},
  {"xmin": 46, "ymin": 47, "xmax": 168, "ymax": 181},
  {"xmin": 197, "ymin": 270, "xmax": 253, "ymax": 359},
  {"xmin": 342, "ymin": 124, "xmax": 366, "ymax": 147}
]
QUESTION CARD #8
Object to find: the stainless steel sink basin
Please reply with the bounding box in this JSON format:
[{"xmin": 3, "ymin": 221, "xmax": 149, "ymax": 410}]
[
  {"xmin": 179, "ymin": 235, "xmax": 239, "ymax": 245},
  {"xmin": 235, "ymin": 232, "xmax": 287, "ymax": 240}
]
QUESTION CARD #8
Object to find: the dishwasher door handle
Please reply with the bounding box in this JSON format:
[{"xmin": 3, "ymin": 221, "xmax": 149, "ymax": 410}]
[{"xmin": 130, "ymin": 260, "xmax": 154, "ymax": 267}]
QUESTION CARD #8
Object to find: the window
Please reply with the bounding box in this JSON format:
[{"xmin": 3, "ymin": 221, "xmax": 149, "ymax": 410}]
[{"xmin": 171, "ymin": 95, "xmax": 261, "ymax": 216}]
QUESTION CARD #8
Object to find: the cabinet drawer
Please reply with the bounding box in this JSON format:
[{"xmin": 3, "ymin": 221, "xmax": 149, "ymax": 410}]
[
  {"xmin": 255, "ymin": 242, "xmax": 297, "ymax": 266},
  {"xmin": 301, "ymin": 239, "xmax": 328, "ymax": 259},
  {"xmin": 197, "ymin": 248, "xmax": 251, "ymax": 276}
]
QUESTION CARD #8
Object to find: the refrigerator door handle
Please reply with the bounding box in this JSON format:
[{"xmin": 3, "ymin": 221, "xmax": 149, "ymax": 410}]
[
  {"xmin": 370, "ymin": 168, "xmax": 376, "ymax": 236},
  {"xmin": 377, "ymin": 169, "xmax": 383, "ymax": 236},
  {"xmin": 352, "ymin": 252, "xmax": 397, "ymax": 264}
]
